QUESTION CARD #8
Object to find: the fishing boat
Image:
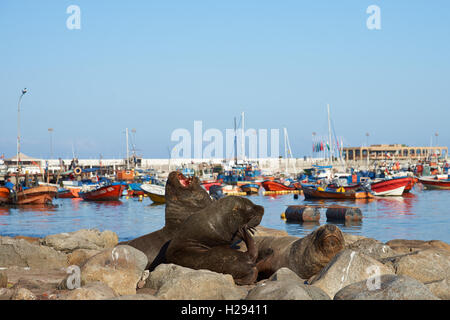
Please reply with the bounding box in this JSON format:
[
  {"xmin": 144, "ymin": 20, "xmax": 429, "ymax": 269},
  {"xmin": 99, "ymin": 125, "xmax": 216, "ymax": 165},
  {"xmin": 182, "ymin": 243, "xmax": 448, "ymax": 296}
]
[
  {"xmin": 403, "ymin": 177, "xmax": 418, "ymax": 193},
  {"xmin": 79, "ymin": 184, "xmax": 125, "ymax": 201},
  {"xmin": 261, "ymin": 180, "xmax": 297, "ymax": 192},
  {"xmin": 141, "ymin": 183, "xmax": 165, "ymax": 204},
  {"xmin": 370, "ymin": 177, "xmax": 410, "ymax": 196},
  {"xmin": 126, "ymin": 183, "xmax": 145, "ymax": 197},
  {"xmin": 201, "ymin": 181, "xmax": 222, "ymax": 192},
  {"xmin": 57, "ymin": 187, "xmax": 81, "ymax": 199},
  {"xmin": 10, "ymin": 185, "xmax": 58, "ymax": 205},
  {"xmin": 418, "ymin": 175, "xmax": 450, "ymax": 190},
  {"xmin": 0, "ymin": 187, "xmax": 10, "ymax": 204},
  {"xmin": 240, "ymin": 183, "xmax": 260, "ymax": 195},
  {"xmin": 302, "ymin": 185, "xmax": 374, "ymax": 200}
]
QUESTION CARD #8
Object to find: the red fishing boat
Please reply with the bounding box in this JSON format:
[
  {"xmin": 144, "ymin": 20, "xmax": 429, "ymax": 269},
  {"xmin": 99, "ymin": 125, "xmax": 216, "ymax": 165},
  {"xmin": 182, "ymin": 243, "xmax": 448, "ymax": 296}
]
[
  {"xmin": 403, "ymin": 177, "xmax": 418, "ymax": 193},
  {"xmin": 370, "ymin": 177, "xmax": 410, "ymax": 196},
  {"xmin": 57, "ymin": 187, "xmax": 81, "ymax": 199},
  {"xmin": 0, "ymin": 187, "xmax": 10, "ymax": 204},
  {"xmin": 79, "ymin": 184, "xmax": 125, "ymax": 201},
  {"xmin": 201, "ymin": 181, "xmax": 222, "ymax": 192},
  {"xmin": 262, "ymin": 180, "xmax": 297, "ymax": 192},
  {"xmin": 418, "ymin": 176, "xmax": 450, "ymax": 190}
]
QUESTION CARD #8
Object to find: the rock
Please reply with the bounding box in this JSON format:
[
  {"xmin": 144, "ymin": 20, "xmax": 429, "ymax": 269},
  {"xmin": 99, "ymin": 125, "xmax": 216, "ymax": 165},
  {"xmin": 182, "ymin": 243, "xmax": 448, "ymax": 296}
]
[
  {"xmin": 254, "ymin": 226, "xmax": 289, "ymax": 237},
  {"xmin": 41, "ymin": 229, "xmax": 118, "ymax": 253},
  {"xmin": 347, "ymin": 238, "xmax": 397, "ymax": 261},
  {"xmin": 383, "ymin": 248, "xmax": 450, "ymax": 283},
  {"xmin": 309, "ymin": 249, "xmax": 395, "ymax": 299},
  {"xmin": 80, "ymin": 245, "xmax": 148, "ymax": 296},
  {"xmin": 0, "ymin": 236, "xmax": 68, "ymax": 270},
  {"xmin": 109, "ymin": 294, "xmax": 158, "ymax": 300},
  {"xmin": 334, "ymin": 275, "xmax": 439, "ymax": 300},
  {"xmin": 11, "ymin": 278, "xmax": 59, "ymax": 298},
  {"xmin": 246, "ymin": 269, "xmax": 330, "ymax": 300},
  {"xmin": 0, "ymin": 288, "xmax": 14, "ymax": 300},
  {"xmin": 68, "ymin": 249, "xmax": 101, "ymax": 266},
  {"xmin": 0, "ymin": 271, "xmax": 7, "ymax": 288},
  {"xmin": 386, "ymin": 239, "xmax": 450, "ymax": 254},
  {"xmin": 268, "ymin": 267, "xmax": 306, "ymax": 283},
  {"xmin": 11, "ymin": 287, "xmax": 37, "ymax": 300},
  {"xmin": 62, "ymin": 282, "xmax": 117, "ymax": 300},
  {"xmin": 425, "ymin": 278, "xmax": 450, "ymax": 300},
  {"xmin": 147, "ymin": 264, "xmax": 247, "ymax": 300},
  {"xmin": 13, "ymin": 236, "xmax": 40, "ymax": 244},
  {"xmin": 342, "ymin": 233, "xmax": 367, "ymax": 246}
]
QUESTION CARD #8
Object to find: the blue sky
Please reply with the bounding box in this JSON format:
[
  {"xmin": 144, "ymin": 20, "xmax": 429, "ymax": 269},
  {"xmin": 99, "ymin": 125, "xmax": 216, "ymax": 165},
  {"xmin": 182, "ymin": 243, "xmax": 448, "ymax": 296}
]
[{"xmin": 1, "ymin": 0, "xmax": 449, "ymax": 159}]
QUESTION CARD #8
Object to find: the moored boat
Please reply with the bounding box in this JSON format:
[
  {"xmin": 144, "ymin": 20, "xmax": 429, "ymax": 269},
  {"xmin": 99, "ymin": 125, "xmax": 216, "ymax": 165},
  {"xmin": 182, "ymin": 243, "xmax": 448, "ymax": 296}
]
[
  {"xmin": 0, "ymin": 187, "xmax": 10, "ymax": 204},
  {"xmin": 261, "ymin": 180, "xmax": 297, "ymax": 192},
  {"xmin": 302, "ymin": 185, "xmax": 374, "ymax": 200},
  {"xmin": 403, "ymin": 177, "xmax": 418, "ymax": 193},
  {"xmin": 141, "ymin": 183, "xmax": 166, "ymax": 204},
  {"xmin": 240, "ymin": 183, "xmax": 260, "ymax": 195},
  {"xmin": 79, "ymin": 184, "xmax": 125, "ymax": 201},
  {"xmin": 57, "ymin": 187, "xmax": 81, "ymax": 199},
  {"xmin": 418, "ymin": 176, "xmax": 450, "ymax": 190},
  {"xmin": 11, "ymin": 186, "xmax": 58, "ymax": 205},
  {"xmin": 370, "ymin": 177, "xmax": 410, "ymax": 196}
]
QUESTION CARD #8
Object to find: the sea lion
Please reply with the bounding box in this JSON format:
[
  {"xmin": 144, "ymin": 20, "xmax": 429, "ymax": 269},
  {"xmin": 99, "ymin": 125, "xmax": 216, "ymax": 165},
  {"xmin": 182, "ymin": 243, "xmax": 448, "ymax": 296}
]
[
  {"xmin": 254, "ymin": 224, "xmax": 345, "ymax": 280},
  {"xmin": 165, "ymin": 196, "xmax": 266, "ymax": 285},
  {"xmin": 126, "ymin": 172, "xmax": 212, "ymax": 269}
]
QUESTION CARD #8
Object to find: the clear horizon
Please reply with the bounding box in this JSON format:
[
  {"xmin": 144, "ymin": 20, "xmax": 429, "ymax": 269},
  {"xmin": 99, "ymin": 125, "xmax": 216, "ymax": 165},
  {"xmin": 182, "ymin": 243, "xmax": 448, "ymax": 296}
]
[{"xmin": 1, "ymin": 1, "xmax": 449, "ymax": 159}]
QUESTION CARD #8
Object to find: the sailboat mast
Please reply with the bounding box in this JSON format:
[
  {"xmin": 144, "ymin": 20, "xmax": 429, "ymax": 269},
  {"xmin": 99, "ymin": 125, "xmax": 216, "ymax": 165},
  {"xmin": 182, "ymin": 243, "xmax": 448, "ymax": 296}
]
[
  {"xmin": 327, "ymin": 104, "xmax": 333, "ymax": 163},
  {"xmin": 234, "ymin": 117, "xmax": 238, "ymax": 165},
  {"xmin": 241, "ymin": 112, "xmax": 245, "ymax": 162},
  {"xmin": 126, "ymin": 128, "xmax": 130, "ymax": 170}
]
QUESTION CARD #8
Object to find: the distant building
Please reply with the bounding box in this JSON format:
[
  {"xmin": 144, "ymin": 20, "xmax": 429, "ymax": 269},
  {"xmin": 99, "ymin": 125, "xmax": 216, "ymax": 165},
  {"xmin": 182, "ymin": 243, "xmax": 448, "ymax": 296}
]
[{"xmin": 343, "ymin": 144, "xmax": 448, "ymax": 161}]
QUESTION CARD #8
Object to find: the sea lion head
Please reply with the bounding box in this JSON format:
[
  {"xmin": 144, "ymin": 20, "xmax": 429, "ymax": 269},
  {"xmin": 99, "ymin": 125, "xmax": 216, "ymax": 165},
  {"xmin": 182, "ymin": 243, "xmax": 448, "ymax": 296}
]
[
  {"xmin": 164, "ymin": 171, "xmax": 212, "ymax": 229},
  {"xmin": 221, "ymin": 196, "xmax": 264, "ymax": 233},
  {"xmin": 312, "ymin": 224, "xmax": 345, "ymax": 259}
]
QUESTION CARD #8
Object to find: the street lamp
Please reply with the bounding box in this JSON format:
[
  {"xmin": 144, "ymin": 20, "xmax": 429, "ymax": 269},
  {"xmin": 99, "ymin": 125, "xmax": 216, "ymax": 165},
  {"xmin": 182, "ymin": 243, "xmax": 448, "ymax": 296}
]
[
  {"xmin": 435, "ymin": 132, "xmax": 439, "ymax": 147},
  {"xmin": 48, "ymin": 128, "xmax": 54, "ymax": 159},
  {"xmin": 17, "ymin": 88, "xmax": 27, "ymax": 173}
]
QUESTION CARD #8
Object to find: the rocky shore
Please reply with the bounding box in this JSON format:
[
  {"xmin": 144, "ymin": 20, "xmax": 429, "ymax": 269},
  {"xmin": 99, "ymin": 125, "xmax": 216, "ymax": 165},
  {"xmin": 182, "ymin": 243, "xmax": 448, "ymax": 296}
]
[{"xmin": 1, "ymin": 227, "xmax": 449, "ymax": 300}]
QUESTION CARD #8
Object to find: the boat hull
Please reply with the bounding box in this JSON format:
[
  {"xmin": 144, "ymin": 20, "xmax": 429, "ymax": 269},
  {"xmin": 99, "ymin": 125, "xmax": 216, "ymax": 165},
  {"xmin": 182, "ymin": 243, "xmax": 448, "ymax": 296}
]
[
  {"xmin": 0, "ymin": 187, "xmax": 10, "ymax": 204},
  {"xmin": 57, "ymin": 187, "xmax": 81, "ymax": 199},
  {"xmin": 371, "ymin": 177, "xmax": 410, "ymax": 196},
  {"xmin": 418, "ymin": 177, "xmax": 450, "ymax": 190},
  {"xmin": 79, "ymin": 184, "xmax": 124, "ymax": 201},
  {"xmin": 240, "ymin": 184, "xmax": 260, "ymax": 194},
  {"xmin": 262, "ymin": 180, "xmax": 296, "ymax": 192},
  {"xmin": 141, "ymin": 184, "xmax": 166, "ymax": 204},
  {"xmin": 12, "ymin": 186, "xmax": 58, "ymax": 205},
  {"xmin": 303, "ymin": 187, "xmax": 373, "ymax": 200}
]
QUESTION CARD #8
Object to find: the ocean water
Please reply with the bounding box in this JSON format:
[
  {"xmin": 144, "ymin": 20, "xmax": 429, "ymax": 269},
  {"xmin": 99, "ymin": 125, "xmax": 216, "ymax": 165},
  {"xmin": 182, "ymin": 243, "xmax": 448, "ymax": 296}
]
[{"xmin": 0, "ymin": 185, "xmax": 449, "ymax": 243}]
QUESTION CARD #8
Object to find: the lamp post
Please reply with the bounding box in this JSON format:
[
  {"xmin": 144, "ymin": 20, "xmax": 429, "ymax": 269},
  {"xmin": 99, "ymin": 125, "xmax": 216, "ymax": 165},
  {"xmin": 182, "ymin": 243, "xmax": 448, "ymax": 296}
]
[
  {"xmin": 17, "ymin": 88, "xmax": 27, "ymax": 174},
  {"xmin": 48, "ymin": 128, "xmax": 54, "ymax": 159},
  {"xmin": 366, "ymin": 133, "xmax": 370, "ymax": 168}
]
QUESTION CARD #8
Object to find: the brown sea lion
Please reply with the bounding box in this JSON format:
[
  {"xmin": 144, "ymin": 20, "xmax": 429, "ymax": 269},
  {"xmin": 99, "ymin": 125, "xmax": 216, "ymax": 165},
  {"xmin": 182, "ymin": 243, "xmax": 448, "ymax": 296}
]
[
  {"xmin": 165, "ymin": 196, "xmax": 266, "ymax": 285},
  {"xmin": 126, "ymin": 172, "xmax": 212, "ymax": 269},
  {"xmin": 254, "ymin": 224, "xmax": 345, "ymax": 280}
]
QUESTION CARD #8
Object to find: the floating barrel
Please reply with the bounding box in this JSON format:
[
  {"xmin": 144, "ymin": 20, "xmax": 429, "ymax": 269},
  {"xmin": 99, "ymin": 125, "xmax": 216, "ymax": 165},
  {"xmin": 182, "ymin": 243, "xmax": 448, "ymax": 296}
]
[
  {"xmin": 326, "ymin": 206, "xmax": 362, "ymax": 222},
  {"xmin": 284, "ymin": 205, "xmax": 321, "ymax": 222}
]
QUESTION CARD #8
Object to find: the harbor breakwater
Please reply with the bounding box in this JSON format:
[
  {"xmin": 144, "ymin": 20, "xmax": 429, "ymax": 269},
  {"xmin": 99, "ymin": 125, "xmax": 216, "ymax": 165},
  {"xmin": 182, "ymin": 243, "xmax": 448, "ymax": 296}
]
[{"xmin": 1, "ymin": 227, "xmax": 449, "ymax": 300}]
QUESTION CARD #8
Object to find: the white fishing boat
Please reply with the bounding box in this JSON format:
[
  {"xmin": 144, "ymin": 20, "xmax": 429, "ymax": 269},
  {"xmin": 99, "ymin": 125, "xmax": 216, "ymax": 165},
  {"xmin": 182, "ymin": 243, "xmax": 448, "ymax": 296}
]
[{"xmin": 141, "ymin": 183, "xmax": 165, "ymax": 204}]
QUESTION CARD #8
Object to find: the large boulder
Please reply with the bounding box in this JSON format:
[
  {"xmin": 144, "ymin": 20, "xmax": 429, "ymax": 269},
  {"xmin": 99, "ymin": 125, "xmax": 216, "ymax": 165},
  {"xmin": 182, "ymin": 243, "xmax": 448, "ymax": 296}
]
[
  {"xmin": 425, "ymin": 278, "xmax": 450, "ymax": 300},
  {"xmin": 61, "ymin": 282, "xmax": 117, "ymax": 300},
  {"xmin": 41, "ymin": 229, "xmax": 118, "ymax": 253},
  {"xmin": 383, "ymin": 248, "xmax": 450, "ymax": 283},
  {"xmin": 386, "ymin": 239, "xmax": 450, "ymax": 254},
  {"xmin": 67, "ymin": 249, "xmax": 101, "ymax": 267},
  {"xmin": 146, "ymin": 264, "xmax": 247, "ymax": 300},
  {"xmin": 347, "ymin": 238, "xmax": 397, "ymax": 261},
  {"xmin": 246, "ymin": 268, "xmax": 330, "ymax": 300},
  {"xmin": 0, "ymin": 236, "xmax": 68, "ymax": 270},
  {"xmin": 309, "ymin": 249, "xmax": 395, "ymax": 298},
  {"xmin": 80, "ymin": 245, "xmax": 147, "ymax": 296},
  {"xmin": 334, "ymin": 275, "xmax": 439, "ymax": 300}
]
